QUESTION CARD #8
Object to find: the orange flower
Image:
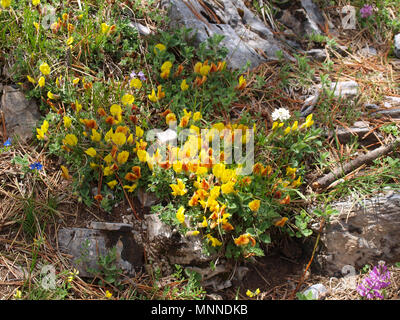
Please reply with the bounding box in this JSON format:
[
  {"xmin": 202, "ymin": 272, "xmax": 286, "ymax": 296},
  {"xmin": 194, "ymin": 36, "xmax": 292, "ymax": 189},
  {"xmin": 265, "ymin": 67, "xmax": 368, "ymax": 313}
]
[
  {"xmin": 131, "ymin": 166, "xmax": 141, "ymax": 179},
  {"xmin": 279, "ymin": 195, "xmax": 290, "ymax": 205},
  {"xmin": 129, "ymin": 115, "xmax": 138, "ymax": 124},
  {"xmin": 125, "ymin": 172, "xmax": 139, "ymax": 182},
  {"xmin": 188, "ymin": 194, "xmax": 199, "ymax": 207},
  {"xmin": 94, "ymin": 194, "xmax": 103, "ymax": 202},
  {"xmin": 261, "ymin": 165, "xmax": 272, "ymax": 177},
  {"xmin": 234, "ymin": 234, "xmax": 256, "ymax": 247},
  {"xmin": 159, "ymin": 161, "xmax": 172, "ymax": 170},
  {"xmin": 97, "ymin": 108, "xmax": 107, "ymax": 117},
  {"xmin": 222, "ymin": 222, "xmax": 234, "ymax": 231},
  {"xmin": 274, "ymin": 217, "xmax": 288, "ymax": 227},
  {"xmin": 253, "ymin": 163, "xmax": 264, "ymax": 175},
  {"xmin": 82, "ymin": 119, "xmax": 98, "ymax": 130},
  {"xmin": 105, "ymin": 116, "xmax": 116, "ymax": 125}
]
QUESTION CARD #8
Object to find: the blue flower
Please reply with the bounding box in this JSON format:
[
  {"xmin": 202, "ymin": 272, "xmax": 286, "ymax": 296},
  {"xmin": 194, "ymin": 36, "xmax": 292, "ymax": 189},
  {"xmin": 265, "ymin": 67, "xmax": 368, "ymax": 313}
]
[
  {"xmin": 138, "ymin": 71, "xmax": 146, "ymax": 81},
  {"xmin": 29, "ymin": 162, "xmax": 43, "ymax": 170},
  {"xmin": 3, "ymin": 138, "xmax": 11, "ymax": 147}
]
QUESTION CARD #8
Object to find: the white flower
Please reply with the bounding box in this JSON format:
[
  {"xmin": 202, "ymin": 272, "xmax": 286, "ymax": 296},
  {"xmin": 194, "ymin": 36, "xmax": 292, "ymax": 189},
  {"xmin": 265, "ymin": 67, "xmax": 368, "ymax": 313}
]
[{"xmin": 271, "ymin": 108, "xmax": 291, "ymax": 122}]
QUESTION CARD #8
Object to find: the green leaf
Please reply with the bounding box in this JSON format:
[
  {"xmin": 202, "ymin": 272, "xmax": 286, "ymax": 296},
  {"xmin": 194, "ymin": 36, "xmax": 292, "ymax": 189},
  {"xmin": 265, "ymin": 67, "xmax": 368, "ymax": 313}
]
[{"xmin": 259, "ymin": 233, "xmax": 271, "ymax": 244}]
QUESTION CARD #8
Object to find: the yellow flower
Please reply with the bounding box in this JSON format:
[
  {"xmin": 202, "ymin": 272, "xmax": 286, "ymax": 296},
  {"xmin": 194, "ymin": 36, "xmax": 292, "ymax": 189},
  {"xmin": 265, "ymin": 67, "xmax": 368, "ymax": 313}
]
[
  {"xmin": 63, "ymin": 134, "xmax": 78, "ymax": 146},
  {"xmin": 91, "ymin": 129, "xmax": 101, "ymax": 142},
  {"xmin": 172, "ymin": 160, "xmax": 182, "ymax": 174},
  {"xmin": 160, "ymin": 61, "xmax": 172, "ymax": 79},
  {"xmin": 135, "ymin": 126, "xmax": 144, "ymax": 138},
  {"xmin": 89, "ymin": 162, "xmax": 98, "ymax": 169},
  {"xmin": 105, "ymin": 290, "xmax": 113, "ymax": 299},
  {"xmin": 303, "ymin": 114, "xmax": 314, "ymax": 128},
  {"xmin": 33, "ymin": 22, "xmax": 39, "ymax": 32},
  {"xmin": 200, "ymin": 64, "xmax": 211, "ymax": 76},
  {"xmin": 104, "ymin": 128, "xmax": 113, "ymax": 143},
  {"xmin": 221, "ymin": 181, "xmax": 235, "ymax": 194},
  {"xmin": 123, "ymin": 184, "xmax": 137, "ymax": 192},
  {"xmin": 246, "ymin": 288, "xmax": 260, "ymax": 298},
  {"xmin": 286, "ymin": 167, "xmax": 297, "ymax": 177},
  {"xmin": 121, "ymin": 94, "xmax": 134, "ymax": 105},
  {"xmin": 103, "ymin": 166, "xmax": 113, "ymax": 176},
  {"xmin": 201, "ymin": 216, "xmax": 208, "ymax": 228},
  {"xmin": 166, "ymin": 113, "xmax": 177, "ymax": 126},
  {"xmin": 85, "ymin": 147, "xmax": 97, "ymax": 157},
  {"xmin": 148, "ymin": 89, "xmax": 158, "ymax": 102},
  {"xmin": 38, "ymin": 76, "xmax": 45, "ymax": 87},
  {"xmin": 284, "ymin": 126, "xmax": 291, "ymax": 135},
  {"xmin": 248, "ymin": 199, "xmax": 260, "ymax": 212},
  {"xmin": 103, "ymin": 154, "xmax": 113, "ymax": 165},
  {"xmin": 101, "ymin": 22, "xmax": 110, "ymax": 34},
  {"xmin": 110, "ymin": 104, "xmax": 122, "ymax": 116},
  {"xmin": 117, "ymin": 151, "xmax": 129, "ymax": 164},
  {"xmin": 154, "ymin": 43, "xmax": 166, "ymax": 54},
  {"xmin": 13, "ymin": 289, "xmax": 22, "ymax": 300},
  {"xmin": 196, "ymin": 166, "xmax": 208, "ymax": 176},
  {"xmin": 130, "ymin": 78, "xmax": 142, "ymax": 89},
  {"xmin": 176, "ymin": 206, "xmax": 185, "ymax": 224},
  {"xmin": 193, "ymin": 112, "xmax": 202, "ymax": 121},
  {"xmin": 194, "ymin": 62, "xmax": 202, "ymax": 73},
  {"xmin": 111, "ymin": 132, "xmax": 126, "ymax": 146},
  {"xmin": 47, "ymin": 91, "xmax": 55, "ymax": 99},
  {"xmin": 292, "ymin": 120, "xmax": 298, "ymax": 131},
  {"xmin": 180, "ymin": 79, "xmax": 189, "ymax": 91},
  {"xmin": 75, "ymin": 101, "xmax": 82, "ymax": 113},
  {"xmin": 206, "ymin": 234, "xmax": 222, "ymax": 247},
  {"xmin": 72, "ymin": 78, "xmax": 80, "ymax": 85},
  {"xmin": 1, "ymin": 0, "xmax": 11, "ymax": 8},
  {"xmin": 61, "ymin": 165, "xmax": 72, "ymax": 180},
  {"xmin": 107, "ymin": 180, "xmax": 118, "ymax": 189},
  {"xmin": 236, "ymin": 75, "xmax": 246, "ymax": 90},
  {"xmin": 170, "ymin": 179, "xmax": 187, "ymax": 196},
  {"xmin": 67, "ymin": 36, "xmax": 74, "ymax": 46},
  {"xmin": 63, "ymin": 116, "xmax": 71, "ymax": 129},
  {"xmin": 137, "ymin": 149, "xmax": 148, "ymax": 162},
  {"xmin": 292, "ymin": 176, "xmax": 302, "ymax": 188},
  {"xmin": 39, "ymin": 62, "xmax": 51, "ymax": 76},
  {"xmin": 27, "ymin": 75, "xmax": 36, "ymax": 84},
  {"xmin": 212, "ymin": 163, "xmax": 225, "ymax": 179},
  {"xmin": 186, "ymin": 230, "xmax": 200, "ymax": 237}
]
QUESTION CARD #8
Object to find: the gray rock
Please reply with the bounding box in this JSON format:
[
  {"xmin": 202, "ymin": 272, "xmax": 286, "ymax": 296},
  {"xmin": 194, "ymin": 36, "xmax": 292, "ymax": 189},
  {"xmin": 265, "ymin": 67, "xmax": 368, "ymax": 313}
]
[
  {"xmin": 394, "ymin": 33, "xmax": 400, "ymax": 58},
  {"xmin": 129, "ymin": 22, "xmax": 151, "ymax": 36},
  {"xmin": 58, "ymin": 225, "xmax": 144, "ymax": 278},
  {"xmin": 302, "ymin": 283, "xmax": 328, "ymax": 299},
  {"xmin": 137, "ymin": 188, "xmax": 159, "ymax": 208},
  {"xmin": 144, "ymin": 214, "xmax": 214, "ymax": 265},
  {"xmin": 89, "ymin": 221, "xmax": 133, "ymax": 231},
  {"xmin": 359, "ymin": 46, "xmax": 377, "ymax": 56},
  {"xmin": 335, "ymin": 121, "xmax": 382, "ymax": 146},
  {"xmin": 0, "ymin": 85, "xmax": 40, "ymax": 143},
  {"xmin": 330, "ymin": 80, "xmax": 359, "ymax": 98},
  {"xmin": 300, "ymin": 0, "xmax": 327, "ymax": 32},
  {"xmin": 306, "ymin": 48, "xmax": 327, "ymax": 62},
  {"xmin": 161, "ymin": 0, "xmax": 287, "ymax": 70},
  {"xmin": 317, "ymin": 193, "xmax": 400, "ymax": 276},
  {"xmin": 300, "ymin": 91, "xmax": 320, "ymax": 117}
]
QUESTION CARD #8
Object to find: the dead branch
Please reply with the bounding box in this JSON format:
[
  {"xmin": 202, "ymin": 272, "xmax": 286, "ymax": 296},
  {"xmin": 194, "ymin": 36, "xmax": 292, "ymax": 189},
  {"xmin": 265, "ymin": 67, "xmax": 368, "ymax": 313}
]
[{"xmin": 312, "ymin": 138, "xmax": 400, "ymax": 191}]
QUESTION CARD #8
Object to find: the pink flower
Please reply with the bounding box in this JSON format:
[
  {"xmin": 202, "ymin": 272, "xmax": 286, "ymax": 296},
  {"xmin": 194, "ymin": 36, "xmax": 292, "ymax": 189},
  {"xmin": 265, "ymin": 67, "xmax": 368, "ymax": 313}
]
[{"xmin": 360, "ymin": 4, "xmax": 373, "ymax": 18}]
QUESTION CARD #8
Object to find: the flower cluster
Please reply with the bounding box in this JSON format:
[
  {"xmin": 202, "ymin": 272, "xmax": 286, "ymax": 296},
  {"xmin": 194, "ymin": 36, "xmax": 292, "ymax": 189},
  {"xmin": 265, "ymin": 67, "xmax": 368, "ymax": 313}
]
[{"xmin": 357, "ymin": 263, "xmax": 391, "ymax": 299}]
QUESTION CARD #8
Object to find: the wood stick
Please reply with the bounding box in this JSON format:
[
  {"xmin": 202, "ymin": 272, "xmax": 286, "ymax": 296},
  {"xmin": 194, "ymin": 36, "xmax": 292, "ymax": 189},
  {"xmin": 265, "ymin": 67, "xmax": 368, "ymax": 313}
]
[{"xmin": 312, "ymin": 139, "xmax": 400, "ymax": 190}]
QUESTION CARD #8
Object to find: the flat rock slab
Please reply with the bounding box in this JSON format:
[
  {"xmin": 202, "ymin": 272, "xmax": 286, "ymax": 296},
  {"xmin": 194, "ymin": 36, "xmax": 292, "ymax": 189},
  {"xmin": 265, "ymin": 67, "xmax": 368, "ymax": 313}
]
[
  {"xmin": 1, "ymin": 85, "xmax": 40, "ymax": 143},
  {"xmin": 161, "ymin": 0, "xmax": 286, "ymax": 70},
  {"xmin": 58, "ymin": 223, "xmax": 144, "ymax": 278},
  {"xmin": 317, "ymin": 193, "xmax": 400, "ymax": 276}
]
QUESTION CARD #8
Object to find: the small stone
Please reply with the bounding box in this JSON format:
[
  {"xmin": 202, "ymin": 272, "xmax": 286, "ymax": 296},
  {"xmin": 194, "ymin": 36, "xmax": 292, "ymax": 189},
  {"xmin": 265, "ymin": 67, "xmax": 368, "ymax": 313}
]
[
  {"xmin": 330, "ymin": 80, "xmax": 359, "ymax": 98},
  {"xmin": 302, "ymin": 283, "xmax": 328, "ymax": 299},
  {"xmin": 0, "ymin": 85, "xmax": 40, "ymax": 143},
  {"xmin": 364, "ymin": 103, "xmax": 380, "ymax": 110},
  {"xmin": 129, "ymin": 22, "xmax": 151, "ymax": 36},
  {"xmin": 359, "ymin": 46, "xmax": 377, "ymax": 56},
  {"xmin": 306, "ymin": 49, "xmax": 327, "ymax": 62},
  {"xmin": 89, "ymin": 221, "xmax": 133, "ymax": 231}
]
